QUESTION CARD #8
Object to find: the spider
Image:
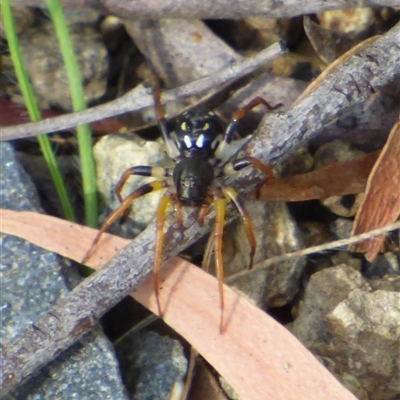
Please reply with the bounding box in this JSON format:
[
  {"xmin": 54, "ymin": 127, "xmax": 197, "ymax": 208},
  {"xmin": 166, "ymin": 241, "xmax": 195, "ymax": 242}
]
[{"xmin": 83, "ymin": 90, "xmax": 281, "ymax": 329}]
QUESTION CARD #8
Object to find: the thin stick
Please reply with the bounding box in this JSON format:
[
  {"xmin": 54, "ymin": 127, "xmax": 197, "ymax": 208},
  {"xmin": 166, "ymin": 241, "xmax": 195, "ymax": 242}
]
[
  {"xmin": 227, "ymin": 221, "xmax": 400, "ymax": 283},
  {"xmin": 0, "ymin": 42, "xmax": 285, "ymax": 141}
]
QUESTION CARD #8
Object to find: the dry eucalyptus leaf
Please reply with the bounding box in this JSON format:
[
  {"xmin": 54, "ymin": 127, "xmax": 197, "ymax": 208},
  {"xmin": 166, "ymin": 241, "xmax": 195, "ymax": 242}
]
[
  {"xmin": 304, "ymin": 16, "xmax": 362, "ymax": 64},
  {"xmin": 249, "ymin": 151, "xmax": 379, "ymax": 201},
  {"xmin": 350, "ymin": 120, "xmax": 400, "ymax": 260},
  {"xmin": 1, "ymin": 210, "xmax": 356, "ymax": 400}
]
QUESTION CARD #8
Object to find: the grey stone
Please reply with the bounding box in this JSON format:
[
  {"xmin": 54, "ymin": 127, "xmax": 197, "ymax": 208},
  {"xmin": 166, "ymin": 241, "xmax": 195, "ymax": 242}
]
[
  {"xmin": 330, "ymin": 252, "xmax": 363, "ymax": 272},
  {"xmin": 0, "ymin": 142, "xmax": 128, "ymax": 400},
  {"xmin": 330, "ymin": 217, "xmax": 354, "ymax": 241},
  {"xmin": 290, "ymin": 265, "xmax": 369, "ymax": 347},
  {"xmin": 364, "ymin": 251, "xmax": 400, "ymax": 279},
  {"xmin": 325, "ymin": 289, "xmax": 400, "ymax": 400},
  {"xmin": 290, "ymin": 262, "xmax": 400, "ymax": 400},
  {"xmin": 93, "ymin": 132, "xmax": 173, "ymax": 238},
  {"xmin": 18, "ymin": 21, "xmax": 108, "ymax": 110},
  {"xmin": 115, "ymin": 330, "xmax": 187, "ymax": 400},
  {"xmin": 223, "ymin": 201, "xmax": 306, "ymax": 308}
]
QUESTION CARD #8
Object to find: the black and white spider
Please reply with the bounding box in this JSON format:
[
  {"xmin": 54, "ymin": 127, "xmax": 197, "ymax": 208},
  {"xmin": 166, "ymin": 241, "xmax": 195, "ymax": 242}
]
[{"xmin": 84, "ymin": 89, "xmax": 281, "ymax": 326}]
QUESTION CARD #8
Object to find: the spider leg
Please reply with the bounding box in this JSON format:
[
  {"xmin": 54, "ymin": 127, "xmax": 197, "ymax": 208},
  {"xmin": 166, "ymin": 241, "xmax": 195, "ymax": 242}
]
[
  {"xmin": 115, "ymin": 166, "xmax": 172, "ymax": 203},
  {"xmin": 224, "ymin": 156, "xmax": 273, "ymax": 199},
  {"xmin": 222, "ymin": 186, "xmax": 256, "ymax": 269},
  {"xmin": 115, "ymin": 166, "xmax": 172, "ymax": 221},
  {"xmin": 215, "ymin": 97, "xmax": 282, "ymax": 162},
  {"xmin": 202, "ymin": 225, "xmax": 215, "ymax": 273},
  {"xmin": 196, "ymin": 195, "xmax": 213, "ymax": 226},
  {"xmin": 82, "ymin": 180, "xmax": 168, "ymax": 264},
  {"xmin": 153, "ymin": 193, "xmax": 173, "ymax": 316},
  {"xmin": 213, "ymin": 197, "xmax": 226, "ymax": 332},
  {"xmin": 171, "ymin": 197, "xmax": 184, "ymax": 229},
  {"xmin": 153, "ymin": 89, "xmax": 181, "ymax": 161}
]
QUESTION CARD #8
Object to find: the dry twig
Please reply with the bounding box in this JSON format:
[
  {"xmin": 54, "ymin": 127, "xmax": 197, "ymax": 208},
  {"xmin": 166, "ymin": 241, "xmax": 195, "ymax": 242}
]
[
  {"xmin": 0, "ymin": 42, "xmax": 285, "ymax": 141},
  {"xmin": 228, "ymin": 221, "xmax": 400, "ymax": 283},
  {"xmin": 11, "ymin": 0, "xmax": 400, "ymax": 19},
  {"xmin": 245, "ymin": 23, "xmax": 400, "ymax": 167}
]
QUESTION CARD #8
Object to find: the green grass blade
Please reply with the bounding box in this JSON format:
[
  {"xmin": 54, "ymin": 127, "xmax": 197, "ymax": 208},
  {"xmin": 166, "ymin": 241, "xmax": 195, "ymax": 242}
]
[
  {"xmin": 2, "ymin": 0, "xmax": 75, "ymax": 222},
  {"xmin": 45, "ymin": 0, "xmax": 98, "ymax": 227}
]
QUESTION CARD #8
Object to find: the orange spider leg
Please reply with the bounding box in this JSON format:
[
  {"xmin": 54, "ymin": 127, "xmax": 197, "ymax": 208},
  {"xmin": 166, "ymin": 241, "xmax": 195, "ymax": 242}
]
[
  {"xmin": 230, "ymin": 97, "xmax": 282, "ymax": 122},
  {"xmin": 171, "ymin": 197, "xmax": 184, "ymax": 229},
  {"xmin": 115, "ymin": 166, "xmax": 170, "ymax": 203},
  {"xmin": 82, "ymin": 180, "xmax": 167, "ymax": 264},
  {"xmin": 222, "ymin": 186, "xmax": 256, "ymax": 269},
  {"xmin": 244, "ymin": 157, "xmax": 274, "ymax": 199},
  {"xmin": 244, "ymin": 157, "xmax": 273, "ymax": 180},
  {"xmin": 224, "ymin": 157, "xmax": 274, "ymax": 199},
  {"xmin": 115, "ymin": 166, "xmax": 171, "ymax": 221},
  {"xmin": 196, "ymin": 195, "xmax": 213, "ymax": 226},
  {"xmin": 202, "ymin": 225, "xmax": 214, "ymax": 273},
  {"xmin": 153, "ymin": 193, "xmax": 173, "ymax": 317},
  {"xmin": 213, "ymin": 197, "xmax": 226, "ymax": 332},
  {"xmin": 197, "ymin": 203, "xmax": 208, "ymax": 226},
  {"xmin": 216, "ymin": 97, "xmax": 282, "ymax": 161}
]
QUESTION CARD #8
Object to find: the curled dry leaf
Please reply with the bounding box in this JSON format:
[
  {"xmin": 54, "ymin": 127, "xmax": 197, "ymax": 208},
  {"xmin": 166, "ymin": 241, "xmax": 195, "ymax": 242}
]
[
  {"xmin": 249, "ymin": 150, "xmax": 380, "ymax": 201},
  {"xmin": 350, "ymin": 120, "xmax": 400, "ymax": 260},
  {"xmin": 303, "ymin": 16, "xmax": 362, "ymax": 64}
]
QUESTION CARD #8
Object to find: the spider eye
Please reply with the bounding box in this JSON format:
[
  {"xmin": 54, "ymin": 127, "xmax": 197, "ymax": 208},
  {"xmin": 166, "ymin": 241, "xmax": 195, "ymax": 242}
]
[
  {"xmin": 181, "ymin": 122, "xmax": 187, "ymax": 131},
  {"xmin": 202, "ymin": 122, "xmax": 210, "ymax": 130},
  {"xmin": 183, "ymin": 135, "xmax": 193, "ymax": 148},
  {"xmin": 195, "ymin": 134, "xmax": 205, "ymax": 148}
]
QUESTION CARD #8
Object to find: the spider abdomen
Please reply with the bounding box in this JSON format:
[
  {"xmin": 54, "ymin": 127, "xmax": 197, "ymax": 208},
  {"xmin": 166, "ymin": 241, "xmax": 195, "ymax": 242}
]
[{"xmin": 173, "ymin": 156, "xmax": 214, "ymax": 203}]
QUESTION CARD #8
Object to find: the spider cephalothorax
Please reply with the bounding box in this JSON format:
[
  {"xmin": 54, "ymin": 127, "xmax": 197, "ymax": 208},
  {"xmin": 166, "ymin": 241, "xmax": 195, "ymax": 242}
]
[
  {"xmin": 84, "ymin": 90, "xmax": 281, "ymax": 331},
  {"xmin": 174, "ymin": 109, "xmax": 223, "ymax": 158}
]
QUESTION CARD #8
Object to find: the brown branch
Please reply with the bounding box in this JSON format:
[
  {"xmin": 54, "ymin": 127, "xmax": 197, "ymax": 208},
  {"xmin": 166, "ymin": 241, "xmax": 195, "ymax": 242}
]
[
  {"xmin": 246, "ymin": 23, "xmax": 400, "ymax": 168},
  {"xmin": 11, "ymin": 0, "xmax": 400, "ymax": 19},
  {"xmin": 124, "ymin": 19, "xmax": 241, "ymax": 87},
  {"xmin": 0, "ymin": 42, "xmax": 285, "ymax": 141}
]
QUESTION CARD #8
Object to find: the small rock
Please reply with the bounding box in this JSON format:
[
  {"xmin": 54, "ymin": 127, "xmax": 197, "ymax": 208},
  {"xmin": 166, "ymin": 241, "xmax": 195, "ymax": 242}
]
[
  {"xmin": 330, "ymin": 252, "xmax": 363, "ymax": 272},
  {"xmin": 0, "ymin": 6, "xmax": 35, "ymax": 37},
  {"xmin": 326, "ymin": 289, "xmax": 400, "ymax": 400},
  {"xmin": 115, "ymin": 330, "xmax": 187, "ymax": 400},
  {"xmin": 224, "ymin": 201, "xmax": 306, "ymax": 308},
  {"xmin": 330, "ymin": 217, "xmax": 353, "ymax": 241},
  {"xmin": 290, "ymin": 265, "xmax": 370, "ymax": 347},
  {"xmin": 290, "ymin": 261, "xmax": 400, "ymax": 399},
  {"xmin": 18, "ymin": 21, "xmax": 108, "ymax": 110},
  {"xmin": 300, "ymin": 221, "xmax": 331, "ymax": 247},
  {"xmin": 317, "ymin": 8, "xmax": 375, "ymax": 34},
  {"xmin": 0, "ymin": 142, "xmax": 127, "ymax": 399},
  {"xmin": 321, "ymin": 194, "xmax": 363, "ymax": 217},
  {"xmin": 363, "ymin": 251, "xmax": 400, "ymax": 279},
  {"xmin": 94, "ymin": 132, "xmax": 173, "ymax": 238},
  {"xmin": 368, "ymin": 275, "xmax": 400, "ymax": 292}
]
